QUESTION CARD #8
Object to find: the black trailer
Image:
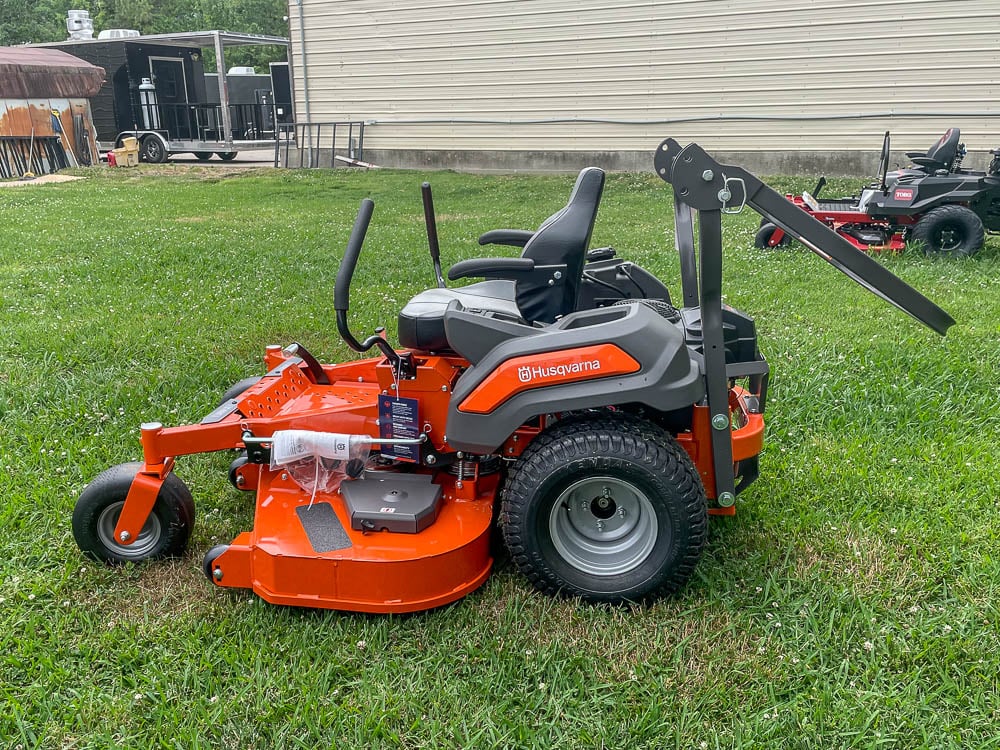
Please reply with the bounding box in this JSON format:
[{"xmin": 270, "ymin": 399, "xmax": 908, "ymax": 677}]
[{"xmin": 36, "ymin": 31, "xmax": 290, "ymax": 162}]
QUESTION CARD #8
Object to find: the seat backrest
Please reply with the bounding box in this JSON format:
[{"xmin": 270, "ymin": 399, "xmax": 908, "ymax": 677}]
[
  {"xmin": 925, "ymin": 128, "xmax": 960, "ymax": 170},
  {"xmin": 515, "ymin": 167, "xmax": 605, "ymax": 324}
]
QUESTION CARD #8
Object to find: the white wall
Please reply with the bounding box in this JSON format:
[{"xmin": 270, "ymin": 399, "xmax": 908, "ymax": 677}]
[{"xmin": 287, "ymin": 0, "xmax": 1000, "ymax": 165}]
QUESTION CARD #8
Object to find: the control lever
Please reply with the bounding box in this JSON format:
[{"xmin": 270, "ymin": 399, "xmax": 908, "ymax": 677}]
[
  {"xmin": 282, "ymin": 342, "xmax": 330, "ymax": 385},
  {"xmin": 421, "ymin": 182, "xmax": 446, "ymax": 288},
  {"xmin": 334, "ymin": 200, "xmax": 410, "ymax": 374}
]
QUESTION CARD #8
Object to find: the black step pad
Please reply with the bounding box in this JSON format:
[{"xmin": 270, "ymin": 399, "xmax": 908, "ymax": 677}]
[
  {"xmin": 818, "ymin": 200, "xmax": 858, "ymax": 211},
  {"xmin": 296, "ymin": 502, "xmax": 353, "ymax": 553}
]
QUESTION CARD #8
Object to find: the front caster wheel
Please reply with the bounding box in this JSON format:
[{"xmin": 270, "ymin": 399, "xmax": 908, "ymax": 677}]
[
  {"xmin": 203, "ymin": 544, "xmax": 230, "ymax": 582},
  {"xmin": 501, "ymin": 415, "xmax": 707, "ymax": 604},
  {"xmin": 228, "ymin": 452, "xmax": 255, "ymax": 491},
  {"xmin": 754, "ymin": 222, "xmax": 792, "ymax": 249},
  {"xmin": 72, "ymin": 462, "xmax": 195, "ymax": 564}
]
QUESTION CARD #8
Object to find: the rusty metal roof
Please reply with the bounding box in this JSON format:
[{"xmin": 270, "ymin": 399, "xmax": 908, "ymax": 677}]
[{"xmin": 0, "ymin": 46, "xmax": 105, "ymax": 98}]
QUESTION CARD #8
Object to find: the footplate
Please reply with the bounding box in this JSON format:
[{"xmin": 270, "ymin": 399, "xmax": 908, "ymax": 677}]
[{"xmin": 340, "ymin": 472, "xmax": 443, "ymax": 533}]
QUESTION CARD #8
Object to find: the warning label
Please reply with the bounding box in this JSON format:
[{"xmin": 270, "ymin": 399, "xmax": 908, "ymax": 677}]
[{"xmin": 378, "ymin": 395, "xmax": 420, "ymax": 463}]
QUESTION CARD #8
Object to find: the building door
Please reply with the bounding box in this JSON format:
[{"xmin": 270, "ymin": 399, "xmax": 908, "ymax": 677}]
[{"xmin": 149, "ymin": 57, "xmax": 190, "ymax": 138}]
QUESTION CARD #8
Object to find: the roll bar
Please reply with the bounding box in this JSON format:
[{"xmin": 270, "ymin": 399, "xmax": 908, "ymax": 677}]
[{"xmin": 655, "ymin": 137, "xmax": 954, "ymax": 504}]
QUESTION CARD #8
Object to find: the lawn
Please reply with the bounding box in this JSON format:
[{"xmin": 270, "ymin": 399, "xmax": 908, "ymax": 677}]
[{"xmin": 1, "ymin": 162, "xmax": 998, "ymax": 749}]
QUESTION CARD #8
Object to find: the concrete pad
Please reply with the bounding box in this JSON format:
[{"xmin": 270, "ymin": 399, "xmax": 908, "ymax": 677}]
[{"xmin": 0, "ymin": 173, "xmax": 84, "ymax": 187}]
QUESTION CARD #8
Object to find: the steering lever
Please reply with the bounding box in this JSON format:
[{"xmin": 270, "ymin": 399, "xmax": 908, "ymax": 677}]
[
  {"xmin": 421, "ymin": 182, "xmax": 446, "ymax": 288},
  {"xmin": 334, "ymin": 200, "xmax": 410, "ymax": 374}
]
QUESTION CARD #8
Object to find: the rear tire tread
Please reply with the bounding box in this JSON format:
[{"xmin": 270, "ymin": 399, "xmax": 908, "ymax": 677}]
[{"xmin": 501, "ymin": 414, "xmax": 707, "ymax": 603}]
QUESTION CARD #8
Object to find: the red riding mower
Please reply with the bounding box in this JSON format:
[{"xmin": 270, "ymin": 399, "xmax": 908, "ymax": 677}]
[
  {"xmin": 756, "ymin": 128, "xmax": 1000, "ymax": 256},
  {"xmin": 71, "ymin": 140, "xmax": 954, "ymax": 613}
]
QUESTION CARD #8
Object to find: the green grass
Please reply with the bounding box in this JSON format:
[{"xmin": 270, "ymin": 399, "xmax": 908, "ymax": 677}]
[{"xmin": 1, "ymin": 164, "xmax": 999, "ymax": 748}]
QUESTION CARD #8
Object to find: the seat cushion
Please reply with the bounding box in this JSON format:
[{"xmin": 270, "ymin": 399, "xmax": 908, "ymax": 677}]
[{"xmin": 398, "ymin": 280, "xmax": 521, "ymax": 351}]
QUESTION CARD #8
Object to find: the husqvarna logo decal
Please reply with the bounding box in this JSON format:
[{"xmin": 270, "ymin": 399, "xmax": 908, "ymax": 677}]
[
  {"xmin": 459, "ymin": 344, "xmax": 640, "ymax": 415},
  {"xmin": 517, "ymin": 360, "xmax": 602, "ymax": 383},
  {"xmin": 894, "ymin": 188, "xmax": 914, "ymax": 201}
]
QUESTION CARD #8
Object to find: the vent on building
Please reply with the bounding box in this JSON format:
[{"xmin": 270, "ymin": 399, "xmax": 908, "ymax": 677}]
[
  {"xmin": 66, "ymin": 10, "xmax": 94, "ymax": 40},
  {"xmin": 97, "ymin": 29, "xmax": 141, "ymax": 39}
]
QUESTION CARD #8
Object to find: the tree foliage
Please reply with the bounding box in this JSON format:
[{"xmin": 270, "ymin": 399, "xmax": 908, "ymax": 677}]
[{"xmin": 1, "ymin": 0, "xmax": 288, "ymax": 67}]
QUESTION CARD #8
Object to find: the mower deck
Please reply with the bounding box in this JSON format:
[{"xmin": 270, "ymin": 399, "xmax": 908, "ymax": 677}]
[{"xmin": 208, "ymin": 469, "xmax": 496, "ymax": 613}]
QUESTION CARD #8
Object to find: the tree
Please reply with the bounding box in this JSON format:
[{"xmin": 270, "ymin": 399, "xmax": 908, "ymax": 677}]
[
  {"xmin": 0, "ymin": 0, "xmax": 289, "ymax": 64},
  {"xmin": 0, "ymin": 0, "xmax": 79, "ymax": 45}
]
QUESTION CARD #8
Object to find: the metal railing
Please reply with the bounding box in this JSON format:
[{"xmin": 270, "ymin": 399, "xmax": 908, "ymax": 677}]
[
  {"xmin": 274, "ymin": 121, "xmax": 366, "ymax": 168},
  {"xmin": 130, "ymin": 102, "xmax": 290, "ymax": 142}
]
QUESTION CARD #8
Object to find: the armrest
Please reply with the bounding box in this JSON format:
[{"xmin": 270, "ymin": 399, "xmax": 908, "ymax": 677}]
[
  {"xmin": 904, "ymin": 151, "xmax": 925, "ymax": 159},
  {"xmin": 909, "ymin": 157, "xmax": 940, "ymax": 168},
  {"xmin": 448, "ymin": 257, "xmax": 535, "ymax": 281},
  {"xmin": 477, "ymin": 229, "xmax": 534, "ymax": 248}
]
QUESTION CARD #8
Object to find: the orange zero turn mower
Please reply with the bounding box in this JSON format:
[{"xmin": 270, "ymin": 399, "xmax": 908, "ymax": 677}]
[{"xmin": 71, "ymin": 140, "xmax": 953, "ymax": 613}]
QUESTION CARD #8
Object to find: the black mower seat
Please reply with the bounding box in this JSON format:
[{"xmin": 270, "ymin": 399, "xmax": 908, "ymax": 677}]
[
  {"xmin": 397, "ymin": 280, "xmax": 522, "ymax": 353},
  {"xmin": 397, "ymin": 166, "xmax": 606, "ymax": 352}
]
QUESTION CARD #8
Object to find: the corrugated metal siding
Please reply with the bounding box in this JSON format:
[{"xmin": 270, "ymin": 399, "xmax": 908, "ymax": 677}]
[{"xmin": 288, "ymin": 0, "xmax": 1000, "ymax": 155}]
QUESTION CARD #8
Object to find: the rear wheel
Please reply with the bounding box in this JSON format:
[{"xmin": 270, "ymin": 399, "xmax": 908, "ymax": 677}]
[
  {"xmin": 218, "ymin": 152, "xmax": 238, "ymax": 161},
  {"xmin": 754, "ymin": 222, "xmax": 791, "ymax": 249},
  {"xmin": 501, "ymin": 415, "xmax": 707, "ymax": 603},
  {"xmin": 72, "ymin": 462, "xmax": 194, "ymax": 564},
  {"xmin": 911, "ymin": 205, "xmax": 984, "ymax": 256},
  {"xmin": 193, "ymin": 152, "xmax": 212, "ymax": 161}
]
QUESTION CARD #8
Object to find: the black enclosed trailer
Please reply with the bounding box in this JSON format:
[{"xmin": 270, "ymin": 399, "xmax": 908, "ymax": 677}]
[{"xmin": 35, "ymin": 31, "xmax": 290, "ymax": 162}]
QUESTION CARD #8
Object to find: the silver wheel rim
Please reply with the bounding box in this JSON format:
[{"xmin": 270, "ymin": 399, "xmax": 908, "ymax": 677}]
[
  {"xmin": 96, "ymin": 500, "xmax": 161, "ymax": 559},
  {"xmin": 548, "ymin": 476, "xmax": 660, "ymax": 576}
]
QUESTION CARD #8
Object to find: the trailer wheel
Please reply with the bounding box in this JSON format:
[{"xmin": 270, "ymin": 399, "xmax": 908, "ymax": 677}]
[
  {"xmin": 218, "ymin": 152, "xmax": 238, "ymax": 161},
  {"xmin": 501, "ymin": 415, "xmax": 707, "ymax": 604},
  {"xmin": 911, "ymin": 205, "xmax": 984, "ymax": 256},
  {"xmin": 754, "ymin": 222, "xmax": 792, "ymax": 249},
  {"xmin": 72, "ymin": 462, "xmax": 194, "ymax": 564},
  {"xmin": 194, "ymin": 152, "xmax": 212, "ymax": 161},
  {"xmin": 139, "ymin": 136, "xmax": 168, "ymax": 164}
]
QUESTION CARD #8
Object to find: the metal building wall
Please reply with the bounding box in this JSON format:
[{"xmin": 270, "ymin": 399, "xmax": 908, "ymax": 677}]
[{"xmin": 287, "ymin": 0, "xmax": 1000, "ymax": 173}]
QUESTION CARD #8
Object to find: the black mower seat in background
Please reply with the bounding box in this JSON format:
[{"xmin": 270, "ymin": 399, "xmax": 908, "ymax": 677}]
[
  {"xmin": 397, "ymin": 167, "xmax": 606, "ymax": 352},
  {"xmin": 905, "ymin": 127, "xmax": 961, "ymax": 172}
]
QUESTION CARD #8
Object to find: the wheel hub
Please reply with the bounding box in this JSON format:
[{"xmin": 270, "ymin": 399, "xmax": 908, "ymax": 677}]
[
  {"xmin": 935, "ymin": 225, "xmax": 961, "ymax": 252},
  {"xmin": 550, "ymin": 476, "xmax": 660, "ymax": 576},
  {"xmin": 96, "ymin": 500, "xmax": 161, "ymax": 559},
  {"xmin": 590, "ymin": 489, "xmax": 617, "ymax": 519}
]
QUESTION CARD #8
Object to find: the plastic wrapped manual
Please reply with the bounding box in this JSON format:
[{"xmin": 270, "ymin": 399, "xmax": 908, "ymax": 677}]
[{"xmin": 270, "ymin": 430, "xmax": 372, "ymax": 495}]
